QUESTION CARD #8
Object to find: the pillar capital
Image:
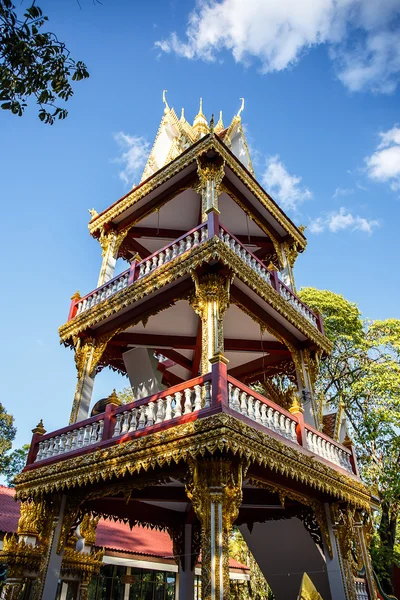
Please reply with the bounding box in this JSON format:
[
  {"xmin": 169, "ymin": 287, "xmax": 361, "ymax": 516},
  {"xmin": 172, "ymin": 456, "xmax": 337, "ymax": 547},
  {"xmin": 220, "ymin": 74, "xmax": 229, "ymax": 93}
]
[{"xmin": 196, "ymin": 153, "xmax": 225, "ymax": 218}]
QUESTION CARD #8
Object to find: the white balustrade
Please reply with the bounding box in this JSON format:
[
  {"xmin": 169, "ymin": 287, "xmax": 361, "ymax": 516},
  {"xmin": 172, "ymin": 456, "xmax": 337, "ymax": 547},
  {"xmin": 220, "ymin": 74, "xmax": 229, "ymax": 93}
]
[
  {"xmin": 279, "ymin": 284, "xmax": 318, "ymax": 328},
  {"xmin": 219, "ymin": 228, "xmax": 271, "ymax": 285},
  {"xmin": 35, "ymin": 420, "xmax": 104, "ymax": 462},
  {"xmin": 73, "ymin": 225, "xmax": 208, "ymax": 318},
  {"xmin": 111, "ymin": 380, "xmax": 212, "ymax": 438},
  {"xmin": 305, "ymin": 429, "xmax": 353, "ymax": 473},
  {"xmin": 228, "ymin": 383, "xmax": 298, "ymax": 444},
  {"xmin": 76, "ymin": 271, "xmax": 129, "ymax": 316},
  {"xmin": 136, "ymin": 225, "xmax": 208, "ymax": 281},
  {"xmin": 355, "ymin": 580, "xmax": 369, "ymax": 600}
]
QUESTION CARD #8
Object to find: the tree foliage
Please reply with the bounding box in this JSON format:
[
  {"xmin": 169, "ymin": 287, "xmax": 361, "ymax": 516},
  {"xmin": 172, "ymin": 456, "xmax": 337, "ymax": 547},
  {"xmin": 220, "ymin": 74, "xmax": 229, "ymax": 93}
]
[
  {"xmin": 0, "ymin": 402, "xmax": 16, "ymax": 473},
  {"xmin": 0, "ymin": 0, "xmax": 89, "ymax": 123},
  {"xmin": 229, "ymin": 529, "xmax": 274, "ymax": 599},
  {"xmin": 298, "ymin": 287, "xmax": 400, "ymax": 594},
  {"xmin": 3, "ymin": 443, "xmax": 29, "ymax": 486}
]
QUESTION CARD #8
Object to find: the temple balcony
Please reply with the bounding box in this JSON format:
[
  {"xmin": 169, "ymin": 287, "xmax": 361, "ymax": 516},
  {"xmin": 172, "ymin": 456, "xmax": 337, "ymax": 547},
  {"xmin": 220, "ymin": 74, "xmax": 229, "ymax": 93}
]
[
  {"xmin": 26, "ymin": 361, "xmax": 358, "ymax": 481},
  {"xmin": 61, "ymin": 217, "xmax": 325, "ymax": 348}
]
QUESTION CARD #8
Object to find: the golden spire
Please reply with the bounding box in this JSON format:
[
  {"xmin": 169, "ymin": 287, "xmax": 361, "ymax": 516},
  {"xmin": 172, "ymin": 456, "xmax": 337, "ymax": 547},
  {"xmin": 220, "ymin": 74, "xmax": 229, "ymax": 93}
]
[
  {"xmin": 193, "ymin": 97, "xmax": 209, "ymax": 138},
  {"xmin": 215, "ymin": 110, "xmax": 224, "ymax": 133},
  {"xmin": 180, "ymin": 107, "xmax": 185, "ymax": 121}
]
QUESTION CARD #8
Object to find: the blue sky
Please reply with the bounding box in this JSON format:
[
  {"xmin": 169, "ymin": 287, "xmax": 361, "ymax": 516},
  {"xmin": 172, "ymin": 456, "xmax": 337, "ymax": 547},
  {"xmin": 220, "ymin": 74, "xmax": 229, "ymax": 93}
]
[{"xmin": 1, "ymin": 0, "xmax": 400, "ymax": 450}]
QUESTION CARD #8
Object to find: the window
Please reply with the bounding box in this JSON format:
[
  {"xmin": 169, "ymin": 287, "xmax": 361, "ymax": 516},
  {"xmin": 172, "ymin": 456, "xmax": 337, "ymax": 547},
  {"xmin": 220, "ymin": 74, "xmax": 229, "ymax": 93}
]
[{"xmin": 88, "ymin": 566, "xmax": 176, "ymax": 600}]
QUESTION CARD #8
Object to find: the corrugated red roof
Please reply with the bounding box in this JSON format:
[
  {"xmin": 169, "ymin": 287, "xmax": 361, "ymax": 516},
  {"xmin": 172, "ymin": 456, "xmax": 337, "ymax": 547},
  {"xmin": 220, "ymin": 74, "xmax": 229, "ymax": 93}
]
[
  {"xmin": 0, "ymin": 487, "xmax": 247, "ymax": 571},
  {"xmin": 323, "ymin": 413, "xmax": 337, "ymax": 439},
  {"xmin": 0, "ymin": 485, "xmax": 19, "ymax": 533},
  {"xmin": 96, "ymin": 519, "xmax": 174, "ymax": 558}
]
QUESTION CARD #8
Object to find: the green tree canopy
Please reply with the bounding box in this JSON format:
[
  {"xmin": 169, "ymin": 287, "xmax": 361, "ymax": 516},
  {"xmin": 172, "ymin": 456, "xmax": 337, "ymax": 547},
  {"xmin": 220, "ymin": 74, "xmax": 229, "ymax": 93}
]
[
  {"xmin": 0, "ymin": 0, "xmax": 89, "ymax": 123},
  {"xmin": 298, "ymin": 287, "xmax": 400, "ymax": 594},
  {"xmin": 0, "ymin": 402, "xmax": 16, "ymax": 473}
]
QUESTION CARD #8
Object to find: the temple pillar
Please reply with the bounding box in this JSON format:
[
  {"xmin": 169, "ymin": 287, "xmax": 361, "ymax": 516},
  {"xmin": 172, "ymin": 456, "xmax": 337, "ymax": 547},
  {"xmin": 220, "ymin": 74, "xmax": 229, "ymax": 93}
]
[
  {"xmin": 197, "ymin": 154, "xmax": 225, "ymax": 221},
  {"xmin": 97, "ymin": 228, "xmax": 128, "ymax": 287},
  {"xmin": 70, "ymin": 340, "xmax": 96, "ymax": 424},
  {"xmin": 186, "ymin": 458, "xmax": 243, "ymax": 600},
  {"xmin": 281, "ymin": 241, "xmax": 298, "ymax": 291},
  {"xmin": 37, "ymin": 495, "xmax": 67, "ymax": 600},
  {"xmin": 189, "ymin": 273, "xmax": 231, "ymax": 375},
  {"xmin": 292, "ymin": 347, "xmax": 321, "ymax": 429},
  {"xmin": 322, "ymin": 503, "xmax": 349, "ymax": 600},
  {"xmin": 70, "ymin": 336, "xmax": 111, "ymax": 424},
  {"xmin": 174, "ymin": 522, "xmax": 198, "ymax": 600},
  {"xmin": 329, "ymin": 503, "xmax": 360, "ymax": 600},
  {"xmin": 353, "ymin": 511, "xmax": 376, "ymax": 599}
]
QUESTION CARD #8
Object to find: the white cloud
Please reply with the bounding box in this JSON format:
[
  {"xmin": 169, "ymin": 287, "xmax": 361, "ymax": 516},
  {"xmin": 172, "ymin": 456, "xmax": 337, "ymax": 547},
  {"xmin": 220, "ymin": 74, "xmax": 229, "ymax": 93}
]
[
  {"xmin": 262, "ymin": 155, "xmax": 311, "ymax": 211},
  {"xmin": 333, "ymin": 187, "xmax": 354, "ymax": 198},
  {"xmin": 113, "ymin": 132, "xmax": 150, "ymax": 186},
  {"xmin": 156, "ymin": 0, "xmax": 400, "ymax": 93},
  {"xmin": 365, "ymin": 125, "xmax": 400, "ymax": 191},
  {"xmin": 309, "ymin": 207, "xmax": 380, "ymax": 234}
]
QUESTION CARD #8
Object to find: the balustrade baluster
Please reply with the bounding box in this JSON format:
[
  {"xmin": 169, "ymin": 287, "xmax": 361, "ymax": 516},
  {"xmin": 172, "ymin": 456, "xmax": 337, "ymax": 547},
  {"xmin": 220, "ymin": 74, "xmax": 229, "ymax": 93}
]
[
  {"xmin": 260, "ymin": 404, "xmax": 268, "ymax": 427},
  {"xmin": 89, "ymin": 424, "xmax": 98, "ymax": 444},
  {"xmin": 240, "ymin": 392, "xmax": 248, "ymax": 417},
  {"xmin": 232, "ymin": 387, "xmax": 240, "ymax": 411},
  {"xmin": 70, "ymin": 430, "xmax": 78, "ymax": 451},
  {"xmin": 76, "ymin": 427, "xmax": 85, "ymax": 448},
  {"xmin": 98, "ymin": 420, "xmax": 104, "ymax": 441},
  {"xmin": 174, "ymin": 392, "xmax": 183, "ymax": 417},
  {"xmin": 138, "ymin": 406, "xmax": 147, "ymax": 429},
  {"xmin": 193, "ymin": 230, "xmax": 200, "ymax": 245},
  {"xmin": 35, "ymin": 441, "xmax": 44, "ymax": 462},
  {"xmin": 285, "ymin": 417, "xmax": 292, "ymax": 439},
  {"xmin": 194, "ymin": 385, "xmax": 202, "ymax": 411},
  {"xmin": 253, "ymin": 400, "xmax": 261, "ymax": 423},
  {"xmin": 279, "ymin": 414, "xmax": 286, "ymax": 437},
  {"xmin": 165, "ymin": 396, "xmax": 173, "ymax": 420},
  {"xmin": 185, "ymin": 235, "xmax": 192, "ymax": 252},
  {"xmin": 152, "ymin": 256, "xmax": 158, "ymax": 271},
  {"xmin": 42, "ymin": 440, "xmax": 49, "ymax": 459},
  {"xmin": 145, "ymin": 260, "xmax": 151, "ymax": 275},
  {"xmin": 155, "ymin": 399, "xmax": 165, "ymax": 424},
  {"xmin": 147, "ymin": 402, "xmax": 156, "ymax": 426},
  {"xmin": 204, "ymin": 382, "xmax": 211, "ymax": 408},
  {"xmin": 139, "ymin": 263, "xmax": 145, "ymax": 278},
  {"xmin": 165, "ymin": 247, "xmax": 172, "ymax": 262},
  {"xmin": 273, "ymin": 411, "xmax": 280, "ymax": 433},
  {"xmin": 201, "ymin": 227, "xmax": 208, "ymax": 242},
  {"xmin": 179, "ymin": 239, "xmax": 186, "ymax": 255},
  {"xmin": 128, "ymin": 409, "xmax": 137, "ymax": 432},
  {"xmin": 113, "ymin": 414, "xmax": 123, "ymax": 437},
  {"xmin": 290, "ymin": 421, "xmax": 297, "ymax": 443},
  {"xmin": 184, "ymin": 389, "xmax": 193, "ymax": 414},
  {"xmin": 172, "ymin": 244, "xmax": 179, "ymax": 259},
  {"xmin": 82, "ymin": 425, "xmax": 91, "ymax": 447},
  {"xmin": 267, "ymin": 407, "xmax": 274, "ymax": 430},
  {"xmin": 121, "ymin": 411, "xmax": 130, "ymax": 434},
  {"xmin": 247, "ymin": 396, "xmax": 255, "ymax": 420},
  {"xmin": 158, "ymin": 251, "xmax": 165, "ymax": 266}
]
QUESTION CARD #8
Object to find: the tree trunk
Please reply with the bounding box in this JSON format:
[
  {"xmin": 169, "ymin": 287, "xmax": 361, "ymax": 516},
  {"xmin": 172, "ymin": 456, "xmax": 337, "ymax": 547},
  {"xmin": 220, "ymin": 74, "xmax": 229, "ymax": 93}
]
[{"xmin": 377, "ymin": 501, "xmax": 398, "ymax": 594}]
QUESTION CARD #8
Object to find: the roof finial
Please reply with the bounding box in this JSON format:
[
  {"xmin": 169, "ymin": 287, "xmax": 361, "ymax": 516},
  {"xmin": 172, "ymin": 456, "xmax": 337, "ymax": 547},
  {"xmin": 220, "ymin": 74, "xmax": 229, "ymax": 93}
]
[
  {"xmin": 237, "ymin": 97, "xmax": 245, "ymax": 118},
  {"xmin": 180, "ymin": 107, "xmax": 185, "ymax": 121},
  {"xmin": 199, "ymin": 97, "xmax": 203, "ymax": 114},
  {"xmin": 209, "ymin": 113, "xmax": 215, "ymax": 132},
  {"xmin": 162, "ymin": 90, "xmax": 169, "ymax": 113},
  {"xmin": 215, "ymin": 110, "xmax": 224, "ymax": 133}
]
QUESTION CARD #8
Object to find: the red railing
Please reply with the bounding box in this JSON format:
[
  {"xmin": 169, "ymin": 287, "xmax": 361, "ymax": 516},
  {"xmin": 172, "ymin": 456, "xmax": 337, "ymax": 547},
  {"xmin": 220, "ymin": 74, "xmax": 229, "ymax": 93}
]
[{"xmin": 26, "ymin": 361, "xmax": 357, "ymax": 476}]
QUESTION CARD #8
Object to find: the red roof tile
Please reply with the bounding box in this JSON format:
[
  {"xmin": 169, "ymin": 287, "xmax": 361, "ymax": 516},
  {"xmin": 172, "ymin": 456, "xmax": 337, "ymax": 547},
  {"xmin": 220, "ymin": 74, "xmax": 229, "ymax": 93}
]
[
  {"xmin": 323, "ymin": 413, "xmax": 337, "ymax": 439},
  {"xmin": 0, "ymin": 486, "xmax": 19, "ymax": 534}
]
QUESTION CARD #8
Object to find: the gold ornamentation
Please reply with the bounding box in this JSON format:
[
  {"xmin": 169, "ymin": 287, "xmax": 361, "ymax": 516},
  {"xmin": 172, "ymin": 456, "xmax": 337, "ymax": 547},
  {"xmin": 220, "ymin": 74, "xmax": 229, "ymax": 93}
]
[
  {"xmin": 88, "ymin": 208, "xmax": 98, "ymax": 219},
  {"xmin": 32, "ymin": 419, "xmax": 46, "ymax": 435},
  {"xmin": 59, "ymin": 238, "xmax": 331, "ymax": 357},
  {"xmin": 88, "ymin": 135, "xmax": 305, "ymax": 249},
  {"xmin": 186, "ymin": 458, "xmax": 243, "ymax": 600},
  {"xmin": 189, "ymin": 272, "xmax": 232, "ymax": 373},
  {"xmin": 61, "ymin": 547, "xmax": 104, "ymax": 576},
  {"xmin": 17, "ymin": 499, "xmax": 48, "ymax": 539},
  {"xmin": 298, "ymin": 572, "xmax": 323, "ymax": 600},
  {"xmin": 15, "ymin": 413, "xmax": 370, "ymax": 511},
  {"xmin": 196, "ymin": 154, "xmax": 225, "ymax": 216},
  {"xmin": 57, "ymin": 496, "xmax": 83, "ymax": 554},
  {"xmin": 80, "ymin": 514, "xmax": 99, "ymax": 546}
]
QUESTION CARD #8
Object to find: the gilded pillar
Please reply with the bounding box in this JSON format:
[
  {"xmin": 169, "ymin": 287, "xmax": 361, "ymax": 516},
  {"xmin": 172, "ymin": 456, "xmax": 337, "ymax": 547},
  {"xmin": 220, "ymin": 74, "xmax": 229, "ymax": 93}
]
[
  {"xmin": 186, "ymin": 458, "xmax": 243, "ymax": 600},
  {"xmin": 97, "ymin": 228, "xmax": 128, "ymax": 287},
  {"xmin": 353, "ymin": 511, "xmax": 376, "ymax": 599},
  {"xmin": 281, "ymin": 240, "xmax": 298, "ymax": 292},
  {"xmin": 197, "ymin": 155, "xmax": 225, "ymax": 221},
  {"xmin": 189, "ymin": 274, "xmax": 231, "ymax": 375},
  {"xmin": 70, "ymin": 335, "xmax": 112, "ymax": 424},
  {"xmin": 330, "ymin": 504, "xmax": 361, "ymax": 600}
]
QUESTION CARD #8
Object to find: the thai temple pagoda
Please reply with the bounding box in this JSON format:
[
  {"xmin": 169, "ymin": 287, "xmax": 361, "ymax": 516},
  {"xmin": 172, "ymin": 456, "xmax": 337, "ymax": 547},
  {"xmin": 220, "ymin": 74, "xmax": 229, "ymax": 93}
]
[{"xmin": 1, "ymin": 95, "xmax": 378, "ymax": 600}]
